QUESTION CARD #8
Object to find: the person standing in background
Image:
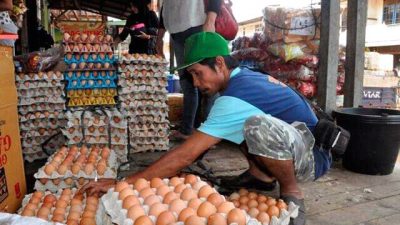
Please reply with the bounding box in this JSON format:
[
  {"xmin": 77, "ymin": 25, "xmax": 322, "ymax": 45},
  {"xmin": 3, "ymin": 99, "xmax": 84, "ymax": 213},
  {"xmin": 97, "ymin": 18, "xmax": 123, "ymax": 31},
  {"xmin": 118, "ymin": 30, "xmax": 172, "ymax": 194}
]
[
  {"xmin": 116, "ymin": 0, "xmax": 159, "ymax": 54},
  {"xmin": 0, "ymin": 0, "xmax": 18, "ymax": 46},
  {"xmin": 156, "ymin": 0, "xmax": 221, "ymax": 140}
]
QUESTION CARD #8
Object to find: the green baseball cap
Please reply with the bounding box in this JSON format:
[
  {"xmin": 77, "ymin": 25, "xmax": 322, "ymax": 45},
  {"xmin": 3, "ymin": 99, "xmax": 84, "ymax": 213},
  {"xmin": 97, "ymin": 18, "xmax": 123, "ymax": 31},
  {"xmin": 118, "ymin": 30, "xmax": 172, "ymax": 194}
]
[{"xmin": 174, "ymin": 32, "xmax": 230, "ymax": 71}]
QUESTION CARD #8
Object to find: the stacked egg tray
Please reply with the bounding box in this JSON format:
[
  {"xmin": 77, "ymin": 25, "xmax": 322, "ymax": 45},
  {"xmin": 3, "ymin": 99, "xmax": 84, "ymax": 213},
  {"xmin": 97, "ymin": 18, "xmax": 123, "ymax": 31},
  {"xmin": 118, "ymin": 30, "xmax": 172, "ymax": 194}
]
[
  {"xmin": 34, "ymin": 146, "xmax": 118, "ymax": 192},
  {"xmin": 18, "ymin": 188, "xmax": 104, "ymax": 225},
  {"xmin": 63, "ymin": 33, "xmax": 117, "ymax": 107},
  {"xmin": 118, "ymin": 54, "xmax": 170, "ymax": 153},
  {"xmin": 16, "ymin": 71, "xmax": 67, "ymax": 162},
  {"xmin": 101, "ymin": 174, "xmax": 299, "ymax": 225},
  {"xmin": 62, "ymin": 109, "xmax": 128, "ymax": 163}
]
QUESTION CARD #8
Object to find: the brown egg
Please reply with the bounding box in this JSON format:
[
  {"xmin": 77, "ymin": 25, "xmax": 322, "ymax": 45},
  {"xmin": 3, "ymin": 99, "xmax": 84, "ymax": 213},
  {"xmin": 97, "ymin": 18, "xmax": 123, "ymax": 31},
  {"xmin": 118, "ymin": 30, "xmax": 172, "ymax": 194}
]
[
  {"xmin": 239, "ymin": 205, "xmax": 249, "ymax": 211},
  {"xmin": 239, "ymin": 195, "xmax": 249, "ymax": 205},
  {"xmin": 44, "ymin": 163, "xmax": 56, "ymax": 175},
  {"xmin": 150, "ymin": 177, "xmax": 164, "ymax": 188},
  {"xmin": 43, "ymin": 194, "xmax": 57, "ymax": 205},
  {"xmin": 39, "ymin": 178, "xmax": 48, "ymax": 185},
  {"xmin": 207, "ymin": 193, "xmax": 224, "ymax": 207},
  {"xmin": 232, "ymin": 200, "xmax": 240, "ymax": 208},
  {"xmin": 178, "ymin": 207, "xmax": 196, "ymax": 222},
  {"xmin": 192, "ymin": 181, "xmax": 208, "ymax": 191},
  {"xmin": 96, "ymin": 163, "xmax": 107, "ymax": 176},
  {"xmin": 248, "ymin": 199, "xmax": 258, "ymax": 208},
  {"xmin": 62, "ymin": 188, "xmax": 73, "ymax": 196},
  {"xmin": 187, "ymin": 198, "xmax": 203, "ymax": 210},
  {"xmin": 53, "ymin": 155, "xmax": 63, "ymax": 164},
  {"xmin": 156, "ymin": 211, "xmax": 176, "ymax": 225},
  {"xmin": 87, "ymin": 196, "xmax": 99, "ymax": 206},
  {"xmin": 266, "ymin": 205, "xmax": 280, "ymax": 218},
  {"xmin": 217, "ymin": 202, "xmax": 235, "ymax": 214},
  {"xmin": 119, "ymin": 187, "xmax": 135, "ymax": 200},
  {"xmin": 74, "ymin": 193, "xmax": 84, "ymax": 201},
  {"xmin": 208, "ymin": 213, "xmax": 227, "ymax": 225},
  {"xmin": 21, "ymin": 208, "xmax": 35, "ymax": 217},
  {"xmin": 184, "ymin": 174, "xmax": 198, "ymax": 185},
  {"xmin": 115, "ymin": 181, "xmax": 130, "ymax": 192},
  {"xmin": 42, "ymin": 202, "xmax": 54, "ymax": 209},
  {"xmin": 180, "ymin": 188, "xmax": 197, "ymax": 201},
  {"xmin": 123, "ymin": 195, "xmax": 141, "ymax": 209},
  {"xmin": 71, "ymin": 163, "xmax": 82, "ymax": 175},
  {"xmin": 28, "ymin": 196, "xmax": 41, "ymax": 205},
  {"xmin": 24, "ymin": 203, "xmax": 37, "ymax": 211},
  {"xmin": 238, "ymin": 189, "xmax": 248, "ymax": 196},
  {"xmin": 227, "ymin": 208, "xmax": 246, "ymax": 225},
  {"xmin": 80, "ymin": 218, "xmax": 96, "ymax": 225},
  {"xmin": 82, "ymin": 210, "xmax": 95, "ymax": 219},
  {"xmin": 184, "ymin": 215, "xmax": 206, "ymax": 225},
  {"xmin": 257, "ymin": 195, "xmax": 268, "ymax": 203},
  {"xmin": 66, "ymin": 220, "xmax": 79, "ymax": 225},
  {"xmin": 149, "ymin": 203, "xmax": 168, "ymax": 217},
  {"xmin": 101, "ymin": 147, "xmax": 110, "ymax": 159},
  {"xmin": 276, "ymin": 199, "xmax": 288, "ymax": 211},
  {"xmin": 135, "ymin": 178, "xmax": 150, "ymax": 191},
  {"xmin": 53, "ymin": 179, "xmax": 61, "ymax": 185},
  {"xmin": 65, "ymin": 177, "xmax": 74, "ymax": 185},
  {"xmin": 32, "ymin": 191, "xmax": 44, "ymax": 199},
  {"xmin": 198, "ymin": 185, "xmax": 215, "ymax": 199},
  {"xmin": 174, "ymin": 183, "xmax": 187, "ymax": 193},
  {"xmin": 127, "ymin": 205, "xmax": 146, "ymax": 221},
  {"xmin": 169, "ymin": 177, "xmax": 183, "ymax": 186},
  {"xmin": 257, "ymin": 212, "xmax": 270, "ymax": 224},
  {"xmin": 70, "ymin": 204, "xmax": 83, "ymax": 213},
  {"xmin": 248, "ymin": 192, "xmax": 258, "ymax": 200},
  {"xmin": 52, "ymin": 214, "xmax": 65, "ymax": 222},
  {"xmin": 80, "ymin": 146, "xmax": 89, "ymax": 155},
  {"xmin": 55, "ymin": 199, "xmax": 69, "ymax": 208},
  {"xmin": 248, "ymin": 207, "xmax": 260, "ymax": 218},
  {"xmin": 67, "ymin": 211, "xmax": 81, "ymax": 221},
  {"xmin": 140, "ymin": 187, "xmax": 155, "ymax": 199},
  {"xmin": 85, "ymin": 203, "xmax": 98, "ymax": 212},
  {"xmin": 163, "ymin": 191, "xmax": 178, "ymax": 204},
  {"xmin": 257, "ymin": 203, "xmax": 268, "ymax": 212},
  {"xmin": 197, "ymin": 201, "xmax": 217, "ymax": 218},
  {"xmin": 229, "ymin": 192, "xmax": 240, "ymax": 201},
  {"xmin": 71, "ymin": 198, "xmax": 83, "ymax": 206},
  {"xmin": 169, "ymin": 198, "xmax": 186, "ymax": 214},
  {"xmin": 266, "ymin": 198, "xmax": 277, "ymax": 206},
  {"xmin": 144, "ymin": 195, "xmax": 161, "ymax": 206},
  {"xmin": 156, "ymin": 185, "xmax": 171, "ymax": 197},
  {"xmin": 134, "ymin": 215, "xmax": 153, "ymax": 225},
  {"xmin": 84, "ymin": 163, "xmax": 95, "ymax": 175},
  {"xmin": 37, "ymin": 207, "xmax": 51, "ymax": 220}
]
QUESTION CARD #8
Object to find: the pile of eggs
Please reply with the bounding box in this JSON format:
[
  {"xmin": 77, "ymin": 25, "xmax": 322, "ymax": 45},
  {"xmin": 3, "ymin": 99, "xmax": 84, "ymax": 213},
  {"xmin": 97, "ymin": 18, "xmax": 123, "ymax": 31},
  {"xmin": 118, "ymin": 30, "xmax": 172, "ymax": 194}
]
[
  {"xmin": 228, "ymin": 189, "xmax": 288, "ymax": 224},
  {"xmin": 105, "ymin": 174, "xmax": 248, "ymax": 225},
  {"xmin": 20, "ymin": 189, "xmax": 100, "ymax": 225},
  {"xmin": 41, "ymin": 145, "xmax": 112, "ymax": 177}
]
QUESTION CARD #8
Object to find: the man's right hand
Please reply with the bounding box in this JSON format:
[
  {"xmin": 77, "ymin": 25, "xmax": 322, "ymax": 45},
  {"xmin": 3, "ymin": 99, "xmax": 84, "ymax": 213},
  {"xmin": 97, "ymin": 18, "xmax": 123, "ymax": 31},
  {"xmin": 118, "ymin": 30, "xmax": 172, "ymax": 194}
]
[{"xmin": 78, "ymin": 178, "xmax": 116, "ymax": 197}]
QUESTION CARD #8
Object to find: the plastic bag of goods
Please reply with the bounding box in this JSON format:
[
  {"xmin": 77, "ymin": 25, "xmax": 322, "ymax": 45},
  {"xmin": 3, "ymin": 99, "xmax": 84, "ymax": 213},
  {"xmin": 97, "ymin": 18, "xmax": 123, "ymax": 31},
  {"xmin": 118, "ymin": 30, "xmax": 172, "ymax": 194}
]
[
  {"xmin": 267, "ymin": 42, "xmax": 306, "ymax": 62},
  {"xmin": 296, "ymin": 81, "xmax": 317, "ymax": 98},
  {"xmin": 231, "ymin": 47, "xmax": 269, "ymax": 62},
  {"xmin": 263, "ymin": 6, "xmax": 321, "ymax": 43},
  {"xmin": 263, "ymin": 61, "xmax": 316, "ymax": 81}
]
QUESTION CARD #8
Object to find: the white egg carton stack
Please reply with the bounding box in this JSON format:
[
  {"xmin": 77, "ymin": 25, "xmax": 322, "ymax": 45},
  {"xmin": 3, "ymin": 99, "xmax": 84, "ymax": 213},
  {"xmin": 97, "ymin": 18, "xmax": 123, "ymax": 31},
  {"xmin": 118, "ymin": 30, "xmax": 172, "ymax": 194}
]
[
  {"xmin": 0, "ymin": 212, "xmax": 64, "ymax": 225},
  {"xmin": 16, "ymin": 71, "xmax": 67, "ymax": 162},
  {"xmin": 118, "ymin": 54, "xmax": 170, "ymax": 154},
  {"xmin": 62, "ymin": 108, "xmax": 128, "ymax": 163},
  {"xmin": 18, "ymin": 188, "xmax": 105, "ymax": 225}
]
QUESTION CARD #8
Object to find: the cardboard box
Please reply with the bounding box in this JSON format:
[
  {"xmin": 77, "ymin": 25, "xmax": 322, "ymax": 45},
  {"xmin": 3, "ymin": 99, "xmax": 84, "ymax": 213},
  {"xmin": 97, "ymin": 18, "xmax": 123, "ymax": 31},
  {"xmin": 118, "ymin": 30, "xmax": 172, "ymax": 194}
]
[
  {"xmin": 0, "ymin": 46, "xmax": 26, "ymax": 213},
  {"xmin": 167, "ymin": 93, "xmax": 183, "ymax": 124}
]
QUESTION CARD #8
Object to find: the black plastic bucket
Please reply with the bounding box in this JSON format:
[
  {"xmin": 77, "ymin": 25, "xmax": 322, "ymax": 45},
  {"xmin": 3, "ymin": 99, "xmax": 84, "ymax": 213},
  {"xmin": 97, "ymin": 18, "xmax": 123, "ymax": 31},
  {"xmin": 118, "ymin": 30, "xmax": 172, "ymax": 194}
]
[{"xmin": 332, "ymin": 108, "xmax": 400, "ymax": 175}]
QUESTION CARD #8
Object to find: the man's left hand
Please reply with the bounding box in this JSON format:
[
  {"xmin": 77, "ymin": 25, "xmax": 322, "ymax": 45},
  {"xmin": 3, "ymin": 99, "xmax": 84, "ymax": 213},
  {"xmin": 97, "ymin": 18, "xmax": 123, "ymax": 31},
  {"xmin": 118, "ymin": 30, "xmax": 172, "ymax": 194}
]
[
  {"xmin": 203, "ymin": 12, "xmax": 217, "ymax": 32},
  {"xmin": 137, "ymin": 31, "xmax": 151, "ymax": 40},
  {"xmin": 78, "ymin": 178, "xmax": 116, "ymax": 197}
]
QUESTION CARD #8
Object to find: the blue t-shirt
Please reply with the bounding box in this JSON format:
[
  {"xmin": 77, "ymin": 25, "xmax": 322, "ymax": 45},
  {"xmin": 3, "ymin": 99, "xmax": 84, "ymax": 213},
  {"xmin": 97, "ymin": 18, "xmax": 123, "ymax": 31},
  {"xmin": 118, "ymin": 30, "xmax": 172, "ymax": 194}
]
[{"xmin": 198, "ymin": 67, "xmax": 331, "ymax": 179}]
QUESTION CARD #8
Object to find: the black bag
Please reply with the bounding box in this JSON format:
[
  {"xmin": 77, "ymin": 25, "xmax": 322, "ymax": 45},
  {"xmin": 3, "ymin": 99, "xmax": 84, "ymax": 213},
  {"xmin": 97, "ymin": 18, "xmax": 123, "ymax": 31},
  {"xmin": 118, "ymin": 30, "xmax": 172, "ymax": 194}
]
[{"xmin": 290, "ymin": 88, "xmax": 350, "ymax": 155}]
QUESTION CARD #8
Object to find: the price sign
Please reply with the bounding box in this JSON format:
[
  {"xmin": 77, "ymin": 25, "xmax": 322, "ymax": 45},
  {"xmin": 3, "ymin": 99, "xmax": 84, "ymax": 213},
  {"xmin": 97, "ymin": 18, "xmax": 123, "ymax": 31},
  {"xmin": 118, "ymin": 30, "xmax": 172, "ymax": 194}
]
[{"xmin": 289, "ymin": 17, "xmax": 316, "ymax": 36}]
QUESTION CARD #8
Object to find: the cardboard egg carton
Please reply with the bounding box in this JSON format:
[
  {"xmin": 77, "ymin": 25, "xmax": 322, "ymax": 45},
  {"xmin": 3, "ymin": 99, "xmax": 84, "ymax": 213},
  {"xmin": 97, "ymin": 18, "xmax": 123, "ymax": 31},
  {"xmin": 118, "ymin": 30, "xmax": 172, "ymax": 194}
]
[
  {"xmin": 129, "ymin": 136, "xmax": 169, "ymax": 145},
  {"xmin": 16, "ymin": 80, "xmax": 64, "ymax": 90},
  {"xmin": 119, "ymin": 53, "xmax": 168, "ymax": 65},
  {"xmin": 16, "ymin": 71, "xmax": 64, "ymax": 81},
  {"xmin": 63, "ymin": 33, "xmax": 114, "ymax": 44},
  {"xmin": 118, "ymin": 78, "xmax": 167, "ymax": 88},
  {"xmin": 20, "ymin": 119, "xmax": 66, "ymax": 131},
  {"xmin": 18, "ymin": 96, "xmax": 65, "ymax": 106},
  {"xmin": 63, "ymin": 42, "xmax": 113, "ymax": 53},
  {"xmin": 119, "ymin": 92, "xmax": 167, "ymax": 101},
  {"xmin": 67, "ymin": 88, "xmax": 117, "ymax": 98},
  {"xmin": 19, "ymin": 111, "xmax": 64, "ymax": 122},
  {"xmin": 20, "ymin": 128, "xmax": 59, "ymax": 139},
  {"xmin": 118, "ymin": 86, "xmax": 168, "ymax": 95},
  {"xmin": 65, "ymin": 61, "xmax": 115, "ymax": 72},
  {"xmin": 23, "ymin": 151, "xmax": 49, "ymax": 162},
  {"xmin": 128, "ymin": 122, "xmax": 169, "ymax": 131},
  {"xmin": 118, "ymin": 63, "xmax": 167, "ymax": 73},
  {"xmin": 119, "ymin": 71, "xmax": 165, "ymax": 79},
  {"xmin": 18, "ymin": 87, "xmax": 65, "ymax": 98},
  {"xmin": 0, "ymin": 212, "xmax": 64, "ymax": 225},
  {"xmin": 64, "ymin": 52, "xmax": 116, "ymax": 65},
  {"xmin": 68, "ymin": 96, "xmax": 116, "ymax": 107}
]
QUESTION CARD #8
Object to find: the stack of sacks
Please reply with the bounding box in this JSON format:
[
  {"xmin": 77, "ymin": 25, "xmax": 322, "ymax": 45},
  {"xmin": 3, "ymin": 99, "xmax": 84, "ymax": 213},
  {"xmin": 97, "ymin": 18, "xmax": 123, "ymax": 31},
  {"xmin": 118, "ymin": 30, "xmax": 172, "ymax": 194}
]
[
  {"xmin": 34, "ymin": 146, "xmax": 118, "ymax": 192},
  {"xmin": 63, "ymin": 32, "xmax": 117, "ymax": 107},
  {"xmin": 18, "ymin": 188, "xmax": 104, "ymax": 225},
  {"xmin": 118, "ymin": 53, "xmax": 170, "ymax": 153},
  {"xmin": 62, "ymin": 109, "xmax": 128, "ymax": 163},
  {"xmin": 16, "ymin": 71, "xmax": 66, "ymax": 162}
]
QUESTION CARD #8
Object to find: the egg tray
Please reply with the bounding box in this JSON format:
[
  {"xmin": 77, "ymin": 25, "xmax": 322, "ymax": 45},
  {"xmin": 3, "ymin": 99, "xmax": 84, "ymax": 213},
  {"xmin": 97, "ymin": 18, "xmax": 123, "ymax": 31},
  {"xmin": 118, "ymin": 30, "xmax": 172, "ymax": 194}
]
[
  {"xmin": 128, "ymin": 122, "xmax": 169, "ymax": 131},
  {"xmin": 129, "ymin": 137, "xmax": 169, "ymax": 146},
  {"xmin": 63, "ymin": 33, "xmax": 114, "ymax": 44},
  {"xmin": 67, "ymin": 96, "xmax": 116, "ymax": 107},
  {"xmin": 119, "ymin": 71, "xmax": 165, "ymax": 79},
  {"xmin": 64, "ymin": 126, "xmax": 126, "ymax": 138},
  {"xmin": 19, "ymin": 111, "xmax": 64, "ymax": 122},
  {"xmin": 124, "ymin": 111, "xmax": 169, "ymax": 121},
  {"xmin": 118, "ymin": 79, "xmax": 167, "ymax": 88},
  {"xmin": 65, "ymin": 109, "xmax": 127, "ymax": 128},
  {"xmin": 65, "ymin": 71, "xmax": 117, "ymax": 81},
  {"xmin": 22, "ymin": 137, "xmax": 53, "ymax": 148},
  {"xmin": 118, "ymin": 64, "xmax": 167, "ymax": 73},
  {"xmin": 18, "ymin": 87, "xmax": 65, "ymax": 98},
  {"xmin": 18, "ymin": 103, "xmax": 66, "ymax": 113},
  {"xmin": 18, "ymin": 96, "xmax": 65, "ymax": 106},
  {"xmin": 23, "ymin": 151, "xmax": 49, "ymax": 162},
  {"xmin": 64, "ymin": 54, "xmax": 116, "ymax": 65},
  {"xmin": 100, "ymin": 177, "xmax": 216, "ymax": 225},
  {"xmin": 66, "ymin": 62, "xmax": 115, "ymax": 71},
  {"xmin": 20, "ymin": 119, "xmax": 67, "ymax": 131},
  {"xmin": 118, "ymin": 53, "xmax": 168, "ymax": 65},
  {"xmin": 123, "ymin": 115, "xmax": 169, "ymax": 125},
  {"xmin": 18, "ymin": 189, "xmax": 104, "ymax": 225},
  {"xmin": 21, "ymin": 128, "xmax": 60, "ymax": 139},
  {"xmin": 63, "ymin": 43, "xmax": 113, "ymax": 53},
  {"xmin": 118, "ymin": 86, "xmax": 168, "ymax": 95},
  {"xmin": 65, "ymin": 135, "xmax": 128, "ymax": 146},
  {"xmin": 66, "ymin": 78, "xmax": 117, "ymax": 90},
  {"xmin": 68, "ymin": 144, "xmax": 128, "ymax": 164},
  {"xmin": 34, "ymin": 151, "xmax": 118, "ymax": 180},
  {"xmin": 130, "ymin": 144, "xmax": 170, "ymax": 153},
  {"xmin": 16, "ymin": 72, "xmax": 64, "ymax": 81},
  {"xmin": 34, "ymin": 178, "xmax": 94, "ymax": 192},
  {"xmin": 119, "ymin": 92, "xmax": 168, "ymax": 101},
  {"xmin": 16, "ymin": 80, "xmax": 64, "ymax": 90},
  {"xmin": 67, "ymin": 89, "xmax": 117, "ymax": 98},
  {"xmin": 0, "ymin": 212, "xmax": 64, "ymax": 225},
  {"xmin": 121, "ymin": 101, "xmax": 168, "ymax": 109}
]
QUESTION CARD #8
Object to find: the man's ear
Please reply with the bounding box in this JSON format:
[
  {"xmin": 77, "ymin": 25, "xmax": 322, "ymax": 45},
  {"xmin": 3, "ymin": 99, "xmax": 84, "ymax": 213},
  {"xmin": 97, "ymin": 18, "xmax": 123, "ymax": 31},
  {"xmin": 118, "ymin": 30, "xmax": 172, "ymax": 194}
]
[{"xmin": 215, "ymin": 56, "xmax": 225, "ymax": 72}]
